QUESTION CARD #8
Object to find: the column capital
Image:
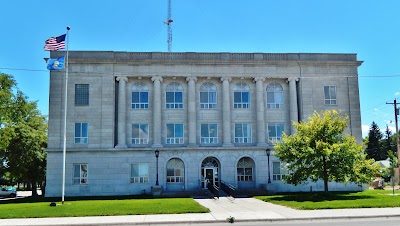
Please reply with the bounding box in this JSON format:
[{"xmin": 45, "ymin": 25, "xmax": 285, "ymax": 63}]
[
  {"xmin": 116, "ymin": 76, "xmax": 128, "ymax": 82},
  {"xmin": 220, "ymin": 77, "xmax": 232, "ymax": 82},
  {"xmin": 253, "ymin": 77, "xmax": 266, "ymax": 82},
  {"xmin": 151, "ymin": 76, "xmax": 163, "ymax": 83},
  {"xmin": 287, "ymin": 77, "xmax": 299, "ymax": 83},
  {"xmin": 186, "ymin": 77, "xmax": 197, "ymax": 82}
]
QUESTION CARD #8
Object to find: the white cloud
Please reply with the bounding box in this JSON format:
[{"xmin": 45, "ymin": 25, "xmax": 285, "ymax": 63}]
[
  {"xmin": 362, "ymin": 124, "xmax": 396, "ymax": 138},
  {"xmin": 386, "ymin": 126, "xmax": 396, "ymax": 134},
  {"xmin": 384, "ymin": 120, "xmax": 393, "ymax": 124},
  {"xmin": 395, "ymin": 91, "xmax": 400, "ymax": 96},
  {"xmin": 372, "ymin": 108, "xmax": 389, "ymax": 118},
  {"xmin": 361, "ymin": 124, "xmax": 370, "ymax": 138}
]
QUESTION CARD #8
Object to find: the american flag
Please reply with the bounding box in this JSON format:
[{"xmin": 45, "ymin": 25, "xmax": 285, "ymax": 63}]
[{"xmin": 44, "ymin": 34, "xmax": 66, "ymax": 51}]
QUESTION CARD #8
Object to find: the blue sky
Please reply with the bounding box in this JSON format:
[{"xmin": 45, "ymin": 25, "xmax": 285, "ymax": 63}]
[{"xmin": 0, "ymin": 0, "xmax": 399, "ymax": 138}]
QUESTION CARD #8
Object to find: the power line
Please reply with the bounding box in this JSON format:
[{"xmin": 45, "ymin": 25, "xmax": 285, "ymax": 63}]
[
  {"xmin": 360, "ymin": 103, "xmax": 388, "ymax": 113},
  {"xmin": 0, "ymin": 67, "xmax": 47, "ymax": 72}
]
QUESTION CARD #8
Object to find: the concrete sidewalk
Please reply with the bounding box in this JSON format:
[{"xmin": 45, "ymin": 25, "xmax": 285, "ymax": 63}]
[{"xmin": 1, "ymin": 197, "xmax": 400, "ymax": 225}]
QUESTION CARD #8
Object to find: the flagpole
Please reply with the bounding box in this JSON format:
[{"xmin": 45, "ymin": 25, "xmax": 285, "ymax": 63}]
[{"xmin": 62, "ymin": 26, "xmax": 70, "ymax": 204}]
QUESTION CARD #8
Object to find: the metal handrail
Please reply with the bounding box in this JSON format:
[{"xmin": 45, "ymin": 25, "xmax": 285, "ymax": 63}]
[
  {"xmin": 207, "ymin": 181, "xmax": 219, "ymax": 199},
  {"xmin": 220, "ymin": 180, "xmax": 236, "ymax": 197}
]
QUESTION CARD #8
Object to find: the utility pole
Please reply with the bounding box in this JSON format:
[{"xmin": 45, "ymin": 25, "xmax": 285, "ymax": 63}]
[{"xmin": 386, "ymin": 99, "xmax": 399, "ymax": 180}]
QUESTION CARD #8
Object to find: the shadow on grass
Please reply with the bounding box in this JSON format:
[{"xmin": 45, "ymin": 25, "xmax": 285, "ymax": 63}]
[
  {"xmin": 0, "ymin": 194, "xmax": 154, "ymax": 204},
  {"xmin": 265, "ymin": 191, "xmax": 375, "ymax": 202}
]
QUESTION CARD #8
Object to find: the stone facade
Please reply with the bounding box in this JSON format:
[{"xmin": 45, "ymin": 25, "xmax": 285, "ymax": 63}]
[{"xmin": 45, "ymin": 52, "xmax": 363, "ymax": 197}]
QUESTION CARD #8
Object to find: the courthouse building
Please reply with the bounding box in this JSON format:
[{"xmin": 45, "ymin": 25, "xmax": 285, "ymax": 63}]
[{"xmin": 45, "ymin": 51, "xmax": 363, "ymax": 197}]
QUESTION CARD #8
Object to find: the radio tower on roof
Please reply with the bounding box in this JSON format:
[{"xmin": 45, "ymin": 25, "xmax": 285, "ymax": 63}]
[{"xmin": 164, "ymin": 0, "xmax": 173, "ymax": 52}]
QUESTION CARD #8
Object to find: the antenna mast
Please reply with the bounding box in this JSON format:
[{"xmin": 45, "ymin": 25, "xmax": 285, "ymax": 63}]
[{"xmin": 164, "ymin": 0, "xmax": 173, "ymax": 52}]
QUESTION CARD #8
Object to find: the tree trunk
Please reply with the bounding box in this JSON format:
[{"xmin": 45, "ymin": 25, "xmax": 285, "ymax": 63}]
[
  {"xmin": 322, "ymin": 156, "xmax": 329, "ymax": 192},
  {"xmin": 31, "ymin": 181, "xmax": 37, "ymax": 196}
]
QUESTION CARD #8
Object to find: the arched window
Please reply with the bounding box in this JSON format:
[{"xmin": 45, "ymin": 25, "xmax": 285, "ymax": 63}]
[
  {"xmin": 233, "ymin": 82, "xmax": 250, "ymax": 108},
  {"xmin": 200, "ymin": 82, "xmax": 217, "ymax": 109},
  {"xmin": 202, "ymin": 157, "xmax": 219, "ymax": 168},
  {"xmin": 237, "ymin": 157, "xmax": 254, "ymax": 181},
  {"xmin": 266, "ymin": 83, "xmax": 283, "ymax": 109},
  {"xmin": 166, "ymin": 158, "xmax": 184, "ymax": 183},
  {"xmin": 166, "ymin": 82, "xmax": 183, "ymax": 109},
  {"xmin": 132, "ymin": 82, "xmax": 149, "ymax": 109}
]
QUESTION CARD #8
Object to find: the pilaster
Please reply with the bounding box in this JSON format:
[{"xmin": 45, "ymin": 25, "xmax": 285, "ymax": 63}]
[
  {"xmin": 151, "ymin": 76, "xmax": 163, "ymax": 147},
  {"xmin": 288, "ymin": 77, "xmax": 299, "ymax": 134},
  {"xmin": 186, "ymin": 77, "xmax": 198, "ymax": 146},
  {"xmin": 254, "ymin": 77, "xmax": 267, "ymax": 146},
  {"xmin": 221, "ymin": 77, "xmax": 233, "ymax": 146},
  {"xmin": 115, "ymin": 76, "xmax": 128, "ymax": 148}
]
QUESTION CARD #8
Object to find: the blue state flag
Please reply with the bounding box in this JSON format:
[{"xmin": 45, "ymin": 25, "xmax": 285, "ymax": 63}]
[{"xmin": 47, "ymin": 56, "xmax": 65, "ymax": 70}]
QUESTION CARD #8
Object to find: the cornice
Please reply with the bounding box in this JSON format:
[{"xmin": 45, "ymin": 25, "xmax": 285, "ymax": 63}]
[{"xmin": 50, "ymin": 51, "xmax": 363, "ymax": 67}]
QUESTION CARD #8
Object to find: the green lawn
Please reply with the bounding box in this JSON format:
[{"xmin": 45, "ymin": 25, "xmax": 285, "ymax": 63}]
[
  {"xmin": 255, "ymin": 189, "xmax": 400, "ymax": 210},
  {"xmin": 0, "ymin": 196, "xmax": 209, "ymax": 219}
]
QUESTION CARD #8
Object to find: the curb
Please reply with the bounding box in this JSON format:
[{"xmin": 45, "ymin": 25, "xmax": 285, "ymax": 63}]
[{"xmin": 3, "ymin": 214, "xmax": 400, "ymax": 226}]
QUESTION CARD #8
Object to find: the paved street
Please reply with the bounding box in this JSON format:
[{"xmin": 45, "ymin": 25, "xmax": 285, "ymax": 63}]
[{"xmin": 0, "ymin": 190, "xmax": 42, "ymax": 201}]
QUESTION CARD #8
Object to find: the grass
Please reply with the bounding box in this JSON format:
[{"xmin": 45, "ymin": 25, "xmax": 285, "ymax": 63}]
[
  {"xmin": 0, "ymin": 195, "xmax": 209, "ymax": 219},
  {"xmin": 255, "ymin": 189, "xmax": 400, "ymax": 210}
]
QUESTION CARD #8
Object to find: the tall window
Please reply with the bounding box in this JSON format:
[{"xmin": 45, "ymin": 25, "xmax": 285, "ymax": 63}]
[
  {"xmin": 132, "ymin": 124, "xmax": 149, "ymax": 144},
  {"xmin": 75, "ymin": 84, "xmax": 89, "ymax": 106},
  {"xmin": 324, "ymin": 85, "xmax": 337, "ymax": 105},
  {"xmin": 268, "ymin": 123, "xmax": 284, "ymax": 142},
  {"xmin": 234, "ymin": 123, "xmax": 252, "ymax": 143},
  {"xmin": 237, "ymin": 157, "xmax": 254, "ymax": 181},
  {"xmin": 233, "ymin": 82, "xmax": 250, "ymax": 108},
  {"xmin": 166, "ymin": 158, "xmax": 184, "ymax": 183},
  {"xmin": 201, "ymin": 124, "xmax": 218, "ymax": 144},
  {"xmin": 273, "ymin": 162, "xmax": 288, "ymax": 181},
  {"xmin": 132, "ymin": 82, "xmax": 149, "ymax": 109},
  {"xmin": 131, "ymin": 163, "xmax": 149, "ymax": 183},
  {"xmin": 166, "ymin": 124, "xmax": 184, "ymax": 144},
  {"xmin": 200, "ymin": 82, "xmax": 217, "ymax": 109},
  {"xmin": 266, "ymin": 83, "xmax": 284, "ymax": 109},
  {"xmin": 166, "ymin": 82, "xmax": 183, "ymax": 109},
  {"xmin": 73, "ymin": 164, "xmax": 88, "ymax": 184},
  {"xmin": 74, "ymin": 123, "xmax": 88, "ymax": 144}
]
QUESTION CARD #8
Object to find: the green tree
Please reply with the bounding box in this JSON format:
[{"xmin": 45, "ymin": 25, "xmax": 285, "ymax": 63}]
[
  {"xmin": 366, "ymin": 122, "xmax": 384, "ymax": 160},
  {"xmin": 275, "ymin": 110, "xmax": 379, "ymax": 192},
  {"xmin": 0, "ymin": 73, "xmax": 47, "ymax": 195},
  {"xmin": 383, "ymin": 125, "xmax": 396, "ymax": 157},
  {"xmin": 387, "ymin": 151, "xmax": 398, "ymax": 179},
  {"xmin": 0, "ymin": 73, "xmax": 17, "ymax": 180}
]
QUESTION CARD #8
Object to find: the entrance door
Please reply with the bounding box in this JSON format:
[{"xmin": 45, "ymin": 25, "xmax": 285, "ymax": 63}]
[
  {"xmin": 204, "ymin": 168, "xmax": 214, "ymax": 188},
  {"xmin": 201, "ymin": 156, "xmax": 220, "ymax": 189}
]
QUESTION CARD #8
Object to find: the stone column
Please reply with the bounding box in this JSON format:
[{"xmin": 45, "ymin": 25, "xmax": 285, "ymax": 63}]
[
  {"xmin": 254, "ymin": 77, "xmax": 267, "ymax": 146},
  {"xmin": 151, "ymin": 76, "xmax": 163, "ymax": 147},
  {"xmin": 221, "ymin": 77, "xmax": 233, "ymax": 146},
  {"xmin": 115, "ymin": 76, "xmax": 128, "ymax": 148},
  {"xmin": 186, "ymin": 77, "xmax": 197, "ymax": 146},
  {"xmin": 288, "ymin": 77, "xmax": 299, "ymax": 134}
]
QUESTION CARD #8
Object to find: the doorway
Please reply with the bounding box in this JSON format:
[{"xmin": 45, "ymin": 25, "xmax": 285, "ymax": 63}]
[{"xmin": 201, "ymin": 157, "xmax": 220, "ymax": 188}]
